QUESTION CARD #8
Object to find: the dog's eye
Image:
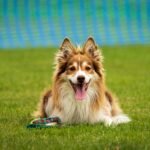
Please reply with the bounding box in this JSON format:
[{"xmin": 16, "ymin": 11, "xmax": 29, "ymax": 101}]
[
  {"xmin": 69, "ymin": 67, "xmax": 76, "ymax": 71},
  {"xmin": 85, "ymin": 66, "xmax": 91, "ymax": 71}
]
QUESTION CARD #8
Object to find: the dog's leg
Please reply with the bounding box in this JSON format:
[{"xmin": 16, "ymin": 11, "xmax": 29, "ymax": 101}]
[
  {"xmin": 105, "ymin": 90, "xmax": 131, "ymax": 125},
  {"xmin": 112, "ymin": 114, "xmax": 131, "ymax": 125},
  {"xmin": 105, "ymin": 90, "xmax": 122, "ymax": 116},
  {"xmin": 33, "ymin": 90, "xmax": 51, "ymax": 118}
]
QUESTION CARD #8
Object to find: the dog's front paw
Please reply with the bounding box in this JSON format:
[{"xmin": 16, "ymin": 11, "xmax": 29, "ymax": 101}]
[
  {"xmin": 112, "ymin": 114, "xmax": 131, "ymax": 125},
  {"xmin": 101, "ymin": 117, "xmax": 113, "ymax": 126},
  {"xmin": 104, "ymin": 119, "xmax": 112, "ymax": 126}
]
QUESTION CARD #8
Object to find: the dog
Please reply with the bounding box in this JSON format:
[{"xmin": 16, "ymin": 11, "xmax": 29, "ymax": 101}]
[{"xmin": 34, "ymin": 37, "xmax": 131, "ymax": 126}]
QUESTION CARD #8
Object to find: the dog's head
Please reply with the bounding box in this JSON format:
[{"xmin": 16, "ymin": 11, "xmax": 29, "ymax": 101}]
[{"xmin": 55, "ymin": 37, "xmax": 104, "ymax": 100}]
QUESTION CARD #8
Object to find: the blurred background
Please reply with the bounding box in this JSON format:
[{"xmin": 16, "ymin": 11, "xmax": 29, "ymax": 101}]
[{"xmin": 0, "ymin": 0, "xmax": 150, "ymax": 48}]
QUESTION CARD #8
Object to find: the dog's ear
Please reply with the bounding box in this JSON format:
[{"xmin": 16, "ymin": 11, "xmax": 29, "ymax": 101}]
[
  {"xmin": 83, "ymin": 37, "xmax": 102, "ymax": 61},
  {"xmin": 60, "ymin": 38, "xmax": 75, "ymax": 57},
  {"xmin": 56, "ymin": 38, "xmax": 75, "ymax": 63}
]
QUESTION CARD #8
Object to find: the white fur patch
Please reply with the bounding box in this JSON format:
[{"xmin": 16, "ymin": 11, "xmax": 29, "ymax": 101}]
[
  {"xmin": 112, "ymin": 114, "xmax": 131, "ymax": 125},
  {"xmin": 72, "ymin": 62, "xmax": 77, "ymax": 68},
  {"xmin": 69, "ymin": 69, "xmax": 92, "ymax": 84},
  {"xmin": 82, "ymin": 61, "xmax": 88, "ymax": 67}
]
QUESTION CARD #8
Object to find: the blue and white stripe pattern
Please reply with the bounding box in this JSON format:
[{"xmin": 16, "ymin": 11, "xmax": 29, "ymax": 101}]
[{"xmin": 0, "ymin": 0, "xmax": 150, "ymax": 48}]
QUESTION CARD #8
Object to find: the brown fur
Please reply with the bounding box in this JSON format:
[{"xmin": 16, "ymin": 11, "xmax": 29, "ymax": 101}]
[
  {"xmin": 33, "ymin": 90, "xmax": 51, "ymax": 117},
  {"xmin": 105, "ymin": 90, "xmax": 122, "ymax": 116}
]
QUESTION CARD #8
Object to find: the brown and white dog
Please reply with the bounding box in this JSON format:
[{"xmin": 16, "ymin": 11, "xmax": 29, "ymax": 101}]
[{"xmin": 34, "ymin": 37, "xmax": 131, "ymax": 126}]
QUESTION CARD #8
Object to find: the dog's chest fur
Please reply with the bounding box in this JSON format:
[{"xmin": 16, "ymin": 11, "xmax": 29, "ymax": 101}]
[
  {"xmin": 60, "ymin": 93, "xmax": 91, "ymax": 123},
  {"xmin": 48, "ymin": 83, "xmax": 99, "ymax": 124}
]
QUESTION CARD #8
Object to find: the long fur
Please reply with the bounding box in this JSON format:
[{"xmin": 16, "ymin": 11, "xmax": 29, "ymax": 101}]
[{"xmin": 33, "ymin": 37, "xmax": 131, "ymax": 126}]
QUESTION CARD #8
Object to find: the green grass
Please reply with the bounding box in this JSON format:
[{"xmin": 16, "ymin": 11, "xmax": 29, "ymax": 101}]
[{"xmin": 0, "ymin": 45, "xmax": 150, "ymax": 150}]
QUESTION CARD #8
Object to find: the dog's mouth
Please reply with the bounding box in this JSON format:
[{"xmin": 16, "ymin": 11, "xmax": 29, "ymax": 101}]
[{"xmin": 69, "ymin": 80, "xmax": 90, "ymax": 100}]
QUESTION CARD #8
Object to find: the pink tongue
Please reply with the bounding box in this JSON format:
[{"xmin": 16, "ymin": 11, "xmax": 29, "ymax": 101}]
[{"xmin": 75, "ymin": 86, "xmax": 86, "ymax": 100}]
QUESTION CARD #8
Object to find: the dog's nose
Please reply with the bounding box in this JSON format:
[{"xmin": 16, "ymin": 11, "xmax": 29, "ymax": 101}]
[{"xmin": 77, "ymin": 76, "xmax": 85, "ymax": 84}]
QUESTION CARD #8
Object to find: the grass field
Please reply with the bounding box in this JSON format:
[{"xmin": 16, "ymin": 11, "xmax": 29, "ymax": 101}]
[{"xmin": 0, "ymin": 45, "xmax": 150, "ymax": 150}]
